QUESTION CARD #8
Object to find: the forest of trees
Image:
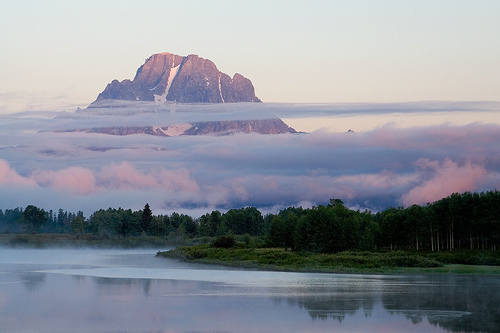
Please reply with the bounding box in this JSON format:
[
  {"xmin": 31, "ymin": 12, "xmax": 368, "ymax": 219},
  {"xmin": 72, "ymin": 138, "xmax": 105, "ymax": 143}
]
[{"xmin": 1, "ymin": 191, "xmax": 499, "ymax": 253}]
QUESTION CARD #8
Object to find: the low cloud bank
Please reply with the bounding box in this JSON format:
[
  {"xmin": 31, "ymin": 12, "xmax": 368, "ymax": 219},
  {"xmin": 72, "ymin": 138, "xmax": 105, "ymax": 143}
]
[{"xmin": 1, "ymin": 103, "xmax": 500, "ymax": 214}]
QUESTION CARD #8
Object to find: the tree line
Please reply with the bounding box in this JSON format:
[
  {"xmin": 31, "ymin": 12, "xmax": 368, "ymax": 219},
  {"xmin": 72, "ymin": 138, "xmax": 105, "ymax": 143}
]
[{"xmin": 1, "ymin": 191, "xmax": 499, "ymax": 252}]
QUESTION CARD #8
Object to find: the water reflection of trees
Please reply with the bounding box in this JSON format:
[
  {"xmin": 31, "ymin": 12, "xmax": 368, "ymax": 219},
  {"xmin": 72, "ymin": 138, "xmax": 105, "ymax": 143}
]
[
  {"xmin": 276, "ymin": 291, "xmax": 375, "ymax": 322},
  {"xmin": 92, "ymin": 277, "xmax": 152, "ymax": 296},
  {"xmin": 92, "ymin": 277, "xmax": 214, "ymax": 298},
  {"xmin": 381, "ymin": 275, "xmax": 500, "ymax": 333},
  {"xmin": 19, "ymin": 272, "xmax": 46, "ymax": 292},
  {"xmin": 83, "ymin": 274, "xmax": 499, "ymax": 332},
  {"xmin": 275, "ymin": 275, "xmax": 500, "ymax": 333}
]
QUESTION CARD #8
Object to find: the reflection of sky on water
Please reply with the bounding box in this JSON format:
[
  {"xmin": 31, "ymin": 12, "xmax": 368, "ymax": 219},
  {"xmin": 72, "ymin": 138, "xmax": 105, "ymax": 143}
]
[{"xmin": 0, "ymin": 249, "xmax": 498, "ymax": 332}]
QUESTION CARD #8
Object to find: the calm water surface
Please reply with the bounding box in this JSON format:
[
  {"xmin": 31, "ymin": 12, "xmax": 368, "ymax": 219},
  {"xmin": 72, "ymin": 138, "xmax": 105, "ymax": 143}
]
[{"xmin": 0, "ymin": 248, "xmax": 498, "ymax": 333}]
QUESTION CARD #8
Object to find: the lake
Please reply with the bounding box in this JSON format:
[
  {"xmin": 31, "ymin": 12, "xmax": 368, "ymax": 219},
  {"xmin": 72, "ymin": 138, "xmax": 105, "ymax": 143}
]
[{"xmin": 0, "ymin": 248, "xmax": 498, "ymax": 332}]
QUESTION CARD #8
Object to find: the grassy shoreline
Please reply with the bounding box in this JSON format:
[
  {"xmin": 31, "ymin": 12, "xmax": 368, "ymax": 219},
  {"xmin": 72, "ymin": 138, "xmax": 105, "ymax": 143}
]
[{"xmin": 157, "ymin": 245, "xmax": 500, "ymax": 275}]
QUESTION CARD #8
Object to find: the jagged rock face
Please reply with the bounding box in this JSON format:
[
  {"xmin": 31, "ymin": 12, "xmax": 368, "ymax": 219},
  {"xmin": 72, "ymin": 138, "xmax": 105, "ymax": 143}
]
[
  {"xmin": 220, "ymin": 73, "xmax": 260, "ymax": 103},
  {"xmin": 94, "ymin": 52, "xmax": 261, "ymax": 104},
  {"xmin": 134, "ymin": 53, "xmax": 184, "ymax": 101}
]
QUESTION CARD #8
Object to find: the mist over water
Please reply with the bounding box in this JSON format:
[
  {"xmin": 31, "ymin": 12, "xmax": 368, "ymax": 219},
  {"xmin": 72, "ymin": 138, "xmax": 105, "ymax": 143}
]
[{"xmin": 0, "ymin": 248, "xmax": 498, "ymax": 332}]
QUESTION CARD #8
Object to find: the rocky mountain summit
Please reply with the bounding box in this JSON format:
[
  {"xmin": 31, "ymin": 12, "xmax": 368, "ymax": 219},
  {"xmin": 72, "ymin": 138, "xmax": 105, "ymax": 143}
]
[{"xmin": 94, "ymin": 52, "xmax": 261, "ymax": 104}]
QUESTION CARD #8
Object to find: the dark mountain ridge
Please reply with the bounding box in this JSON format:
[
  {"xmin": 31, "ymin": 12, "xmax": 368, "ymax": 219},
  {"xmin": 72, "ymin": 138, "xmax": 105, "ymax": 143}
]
[{"xmin": 60, "ymin": 119, "xmax": 297, "ymax": 137}]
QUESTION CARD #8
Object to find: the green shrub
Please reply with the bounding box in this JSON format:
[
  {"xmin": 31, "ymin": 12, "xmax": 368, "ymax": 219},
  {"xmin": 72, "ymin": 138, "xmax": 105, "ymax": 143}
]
[
  {"xmin": 211, "ymin": 235, "xmax": 236, "ymax": 248},
  {"xmin": 426, "ymin": 251, "xmax": 500, "ymax": 266},
  {"xmin": 186, "ymin": 248, "xmax": 207, "ymax": 259}
]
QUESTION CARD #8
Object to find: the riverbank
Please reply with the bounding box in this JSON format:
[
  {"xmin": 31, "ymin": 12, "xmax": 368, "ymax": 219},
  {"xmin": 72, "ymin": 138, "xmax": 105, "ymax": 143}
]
[{"xmin": 157, "ymin": 245, "xmax": 500, "ymax": 274}]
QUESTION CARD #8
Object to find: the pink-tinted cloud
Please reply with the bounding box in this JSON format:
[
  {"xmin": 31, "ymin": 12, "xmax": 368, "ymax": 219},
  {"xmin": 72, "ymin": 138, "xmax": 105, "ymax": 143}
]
[
  {"xmin": 0, "ymin": 159, "xmax": 36, "ymax": 186},
  {"xmin": 33, "ymin": 167, "xmax": 97, "ymax": 195},
  {"xmin": 402, "ymin": 158, "xmax": 487, "ymax": 206},
  {"xmin": 10, "ymin": 161, "xmax": 201, "ymax": 196},
  {"xmin": 98, "ymin": 162, "xmax": 199, "ymax": 193}
]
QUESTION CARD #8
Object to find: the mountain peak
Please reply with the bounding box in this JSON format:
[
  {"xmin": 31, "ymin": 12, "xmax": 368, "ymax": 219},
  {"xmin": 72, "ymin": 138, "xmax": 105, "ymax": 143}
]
[{"xmin": 94, "ymin": 52, "xmax": 261, "ymax": 104}]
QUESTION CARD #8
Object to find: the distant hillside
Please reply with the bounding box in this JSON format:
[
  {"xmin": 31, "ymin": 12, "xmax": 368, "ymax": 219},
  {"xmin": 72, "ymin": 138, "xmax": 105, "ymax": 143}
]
[{"xmin": 60, "ymin": 119, "xmax": 297, "ymax": 137}]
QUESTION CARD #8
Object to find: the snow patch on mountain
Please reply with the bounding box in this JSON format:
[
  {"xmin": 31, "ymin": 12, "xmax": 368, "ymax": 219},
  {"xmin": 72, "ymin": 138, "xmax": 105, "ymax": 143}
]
[
  {"xmin": 163, "ymin": 123, "xmax": 192, "ymax": 136},
  {"xmin": 154, "ymin": 64, "xmax": 181, "ymax": 104},
  {"xmin": 218, "ymin": 73, "xmax": 225, "ymax": 103}
]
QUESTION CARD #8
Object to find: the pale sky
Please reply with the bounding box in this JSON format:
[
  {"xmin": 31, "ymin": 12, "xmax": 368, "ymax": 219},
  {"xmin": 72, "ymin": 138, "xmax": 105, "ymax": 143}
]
[{"xmin": 1, "ymin": 0, "xmax": 500, "ymax": 112}]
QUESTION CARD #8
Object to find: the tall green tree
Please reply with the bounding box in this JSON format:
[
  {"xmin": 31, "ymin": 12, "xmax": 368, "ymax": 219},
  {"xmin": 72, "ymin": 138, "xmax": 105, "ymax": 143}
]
[
  {"xmin": 70, "ymin": 211, "xmax": 86, "ymax": 235},
  {"xmin": 141, "ymin": 203, "xmax": 153, "ymax": 233},
  {"xmin": 22, "ymin": 205, "xmax": 47, "ymax": 233}
]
